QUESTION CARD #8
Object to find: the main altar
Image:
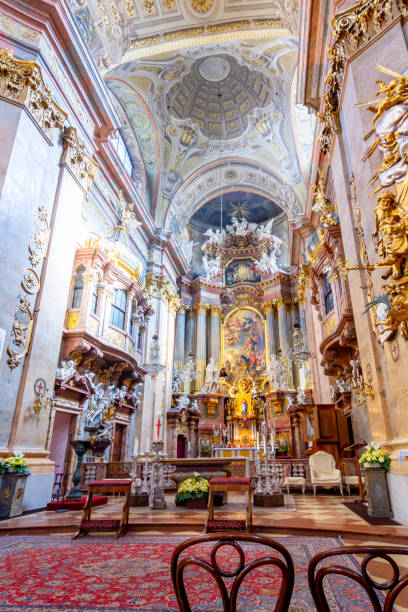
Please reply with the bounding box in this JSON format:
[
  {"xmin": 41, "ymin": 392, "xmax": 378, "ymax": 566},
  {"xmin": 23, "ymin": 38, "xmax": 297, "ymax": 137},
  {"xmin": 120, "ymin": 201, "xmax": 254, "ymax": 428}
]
[{"xmin": 167, "ymin": 214, "xmax": 314, "ymax": 460}]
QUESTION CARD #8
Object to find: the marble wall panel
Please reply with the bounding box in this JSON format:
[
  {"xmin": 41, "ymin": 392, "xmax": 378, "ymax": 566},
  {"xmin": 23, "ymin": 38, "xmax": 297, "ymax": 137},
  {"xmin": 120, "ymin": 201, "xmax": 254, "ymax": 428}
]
[{"xmin": 0, "ymin": 104, "xmax": 62, "ymax": 447}]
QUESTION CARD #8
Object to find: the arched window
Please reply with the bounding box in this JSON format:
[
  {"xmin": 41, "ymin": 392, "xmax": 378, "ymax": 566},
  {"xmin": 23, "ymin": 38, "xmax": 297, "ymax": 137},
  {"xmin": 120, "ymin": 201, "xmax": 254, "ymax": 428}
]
[
  {"xmin": 322, "ymin": 273, "xmax": 334, "ymax": 315},
  {"xmin": 71, "ymin": 267, "xmax": 85, "ymax": 309},
  {"xmin": 110, "ymin": 289, "xmax": 127, "ymax": 329}
]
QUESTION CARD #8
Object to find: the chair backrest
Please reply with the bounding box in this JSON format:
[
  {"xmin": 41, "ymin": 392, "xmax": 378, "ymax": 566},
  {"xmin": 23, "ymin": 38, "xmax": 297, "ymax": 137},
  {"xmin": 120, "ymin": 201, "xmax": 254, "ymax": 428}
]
[
  {"xmin": 309, "ymin": 451, "xmax": 336, "ymax": 477},
  {"xmin": 171, "ymin": 533, "xmax": 294, "ymax": 612},
  {"xmin": 308, "ymin": 545, "xmax": 408, "ymax": 611}
]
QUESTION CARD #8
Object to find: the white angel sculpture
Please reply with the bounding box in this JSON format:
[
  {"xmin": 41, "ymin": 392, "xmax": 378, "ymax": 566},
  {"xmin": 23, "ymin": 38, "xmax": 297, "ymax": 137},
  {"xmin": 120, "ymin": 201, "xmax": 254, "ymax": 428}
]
[
  {"xmin": 256, "ymin": 218, "xmax": 274, "ymax": 240},
  {"xmin": 203, "ymin": 228, "xmax": 226, "ymax": 245},
  {"xmin": 202, "ymin": 254, "xmax": 223, "ymax": 280}
]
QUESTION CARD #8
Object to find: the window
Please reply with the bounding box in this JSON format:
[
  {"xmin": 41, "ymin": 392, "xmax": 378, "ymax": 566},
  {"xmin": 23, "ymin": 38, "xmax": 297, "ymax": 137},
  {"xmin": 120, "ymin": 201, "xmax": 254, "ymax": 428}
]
[
  {"xmin": 111, "ymin": 131, "xmax": 132, "ymax": 176},
  {"xmin": 322, "ymin": 273, "xmax": 334, "ymax": 315},
  {"xmin": 91, "ymin": 285, "xmax": 98, "ymax": 315},
  {"xmin": 110, "ymin": 289, "xmax": 127, "ymax": 329},
  {"xmin": 129, "ymin": 300, "xmax": 136, "ymax": 336},
  {"xmin": 71, "ymin": 267, "xmax": 85, "ymax": 309}
]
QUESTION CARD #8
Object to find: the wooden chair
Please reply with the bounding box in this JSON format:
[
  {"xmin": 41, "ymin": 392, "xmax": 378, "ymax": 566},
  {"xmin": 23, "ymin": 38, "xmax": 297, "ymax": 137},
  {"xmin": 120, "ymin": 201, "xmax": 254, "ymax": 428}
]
[
  {"xmin": 171, "ymin": 533, "xmax": 295, "ymax": 612},
  {"xmin": 308, "ymin": 545, "xmax": 408, "ymax": 611},
  {"xmin": 207, "ymin": 477, "xmax": 252, "ymax": 532},
  {"xmin": 72, "ymin": 478, "xmax": 132, "ymax": 539}
]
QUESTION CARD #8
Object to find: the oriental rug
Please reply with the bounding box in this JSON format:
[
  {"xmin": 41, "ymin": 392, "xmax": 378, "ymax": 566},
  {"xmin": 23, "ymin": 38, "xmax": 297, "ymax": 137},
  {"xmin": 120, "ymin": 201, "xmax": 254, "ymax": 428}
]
[{"xmin": 0, "ymin": 534, "xmax": 376, "ymax": 611}]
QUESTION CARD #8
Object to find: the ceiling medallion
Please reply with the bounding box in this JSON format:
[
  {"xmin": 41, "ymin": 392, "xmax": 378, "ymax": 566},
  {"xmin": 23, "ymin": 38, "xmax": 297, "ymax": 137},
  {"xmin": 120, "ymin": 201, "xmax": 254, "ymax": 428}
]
[
  {"xmin": 198, "ymin": 56, "xmax": 230, "ymax": 82},
  {"xmin": 190, "ymin": 0, "xmax": 214, "ymax": 13}
]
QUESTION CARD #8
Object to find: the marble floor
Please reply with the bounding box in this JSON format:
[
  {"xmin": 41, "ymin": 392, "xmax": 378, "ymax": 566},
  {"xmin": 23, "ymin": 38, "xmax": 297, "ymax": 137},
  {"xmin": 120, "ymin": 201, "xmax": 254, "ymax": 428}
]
[{"xmin": 2, "ymin": 492, "xmax": 408, "ymax": 541}]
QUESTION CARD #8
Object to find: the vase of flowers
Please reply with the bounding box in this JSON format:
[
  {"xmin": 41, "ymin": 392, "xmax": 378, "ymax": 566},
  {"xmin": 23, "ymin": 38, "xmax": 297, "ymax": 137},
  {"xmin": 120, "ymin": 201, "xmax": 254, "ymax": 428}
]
[
  {"xmin": 0, "ymin": 452, "xmax": 30, "ymax": 519},
  {"xmin": 175, "ymin": 472, "xmax": 209, "ymax": 509},
  {"xmin": 359, "ymin": 441, "xmax": 391, "ymax": 471},
  {"xmin": 359, "ymin": 442, "xmax": 393, "ymax": 518}
]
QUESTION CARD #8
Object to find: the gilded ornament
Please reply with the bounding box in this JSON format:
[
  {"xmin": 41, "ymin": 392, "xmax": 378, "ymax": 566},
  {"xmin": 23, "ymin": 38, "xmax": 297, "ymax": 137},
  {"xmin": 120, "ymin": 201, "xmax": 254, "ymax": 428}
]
[
  {"xmin": 61, "ymin": 127, "xmax": 98, "ymax": 191},
  {"xmin": 33, "ymin": 387, "xmax": 54, "ymax": 414},
  {"xmin": 312, "ymin": 169, "xmax": 338, "ymax": 236},
  {"xmin": 124, "ymin": 0, "xmax": 136, "ymax": 16},
  {"xmin": 296, "ymin": 264, "xmax": 310, "ymax": 304},
  {"xmin": 142, "ymin": 0, "xmax": 154, "ymax": 13},
  {"xmin": 189, "ymin": 0, "xmax": 213, "ymax": 13},
  {"xmin": 0, "ymin": 48, "xmax": 67, "ymax": 142},
  {"xmin": 318, "ymin": 0, "xmax": 399, "ymax": 155},
  {"xmin": 110, "ymin": 1, "xmax": 120, "ymax": 21},
  {"xmin": 7, "ymin": 207, "xmax": 50, "ymax": 369}
]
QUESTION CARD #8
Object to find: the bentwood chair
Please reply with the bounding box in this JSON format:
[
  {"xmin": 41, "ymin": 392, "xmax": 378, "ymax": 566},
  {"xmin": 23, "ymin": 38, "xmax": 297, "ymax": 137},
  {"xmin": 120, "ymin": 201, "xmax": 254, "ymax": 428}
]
[
  {"xmin": 308, "ymin": 545, "xmax": 408, "ymax": 611},
  {"xmin": 170, "ymin": 533, "xmax": 295, "ymax": 612}
]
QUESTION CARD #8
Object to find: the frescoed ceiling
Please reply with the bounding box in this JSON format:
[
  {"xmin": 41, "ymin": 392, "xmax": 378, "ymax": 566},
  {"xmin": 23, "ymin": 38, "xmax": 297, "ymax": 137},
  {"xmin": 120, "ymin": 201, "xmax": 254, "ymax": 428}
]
[
  {"xmin": 189, "ymin": 191, "xmax": 282, "ymax": 230},
  {"xmin": 68, "ymin": 0, "xmax": 315, "ymax": 246}
]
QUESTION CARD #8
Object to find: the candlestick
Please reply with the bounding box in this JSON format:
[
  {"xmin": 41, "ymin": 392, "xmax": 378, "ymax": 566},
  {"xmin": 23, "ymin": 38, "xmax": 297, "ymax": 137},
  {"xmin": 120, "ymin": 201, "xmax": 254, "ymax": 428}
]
[{"xmin": 256, "ymin": 431, "xmax": 259, "ymax": 450}]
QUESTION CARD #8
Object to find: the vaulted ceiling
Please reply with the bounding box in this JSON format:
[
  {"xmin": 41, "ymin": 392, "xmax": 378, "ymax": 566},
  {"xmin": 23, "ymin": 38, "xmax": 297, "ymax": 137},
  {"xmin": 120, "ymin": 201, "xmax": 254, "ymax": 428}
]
[{"xmin": 69, "ymin": 0, "xmax": 315, "ymax": 248}]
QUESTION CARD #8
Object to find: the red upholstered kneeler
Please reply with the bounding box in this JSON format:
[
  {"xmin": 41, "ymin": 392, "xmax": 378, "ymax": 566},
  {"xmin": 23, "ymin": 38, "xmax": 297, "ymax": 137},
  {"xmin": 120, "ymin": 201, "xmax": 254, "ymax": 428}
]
[
  {"xmin": 206, "ymin": 477, "xmax": 253, "ymax": 533},
  {"xmin": 72, "ymin": 479, "xmax": 132, "ymax": 540},
  {"xmin": 46, "ymin": 496, "xmax": 108, "ymax": 511}
]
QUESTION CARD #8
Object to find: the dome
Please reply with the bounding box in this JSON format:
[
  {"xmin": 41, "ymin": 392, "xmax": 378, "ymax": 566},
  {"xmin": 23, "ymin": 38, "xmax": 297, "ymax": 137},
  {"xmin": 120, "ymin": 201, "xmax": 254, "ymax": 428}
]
[{"xmin": 165, "ymin": 54, "xmax": 274, "ymax": 140}]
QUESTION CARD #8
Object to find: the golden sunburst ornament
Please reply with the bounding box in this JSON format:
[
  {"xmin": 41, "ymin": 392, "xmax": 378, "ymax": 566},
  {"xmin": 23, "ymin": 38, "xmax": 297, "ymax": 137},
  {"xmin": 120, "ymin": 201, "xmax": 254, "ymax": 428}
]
[{"xmin": 190, "ymin": 0, "xmax": 213, "ymax": 13}]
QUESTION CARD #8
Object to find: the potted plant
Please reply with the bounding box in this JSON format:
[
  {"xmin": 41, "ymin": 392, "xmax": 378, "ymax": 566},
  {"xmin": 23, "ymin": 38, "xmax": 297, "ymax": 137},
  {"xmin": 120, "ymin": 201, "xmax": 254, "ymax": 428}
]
[
  {"xmin": 0, "ymin": 452, "xmax": 30, "ymax": 519},
  {"xmin": 359, "ymin": 441, "xmax": 393, "ymax": 518},
  {"xmin": 200, "ymin": 441, "xmax": 212, "ymax": 457},
  {"xmin": 175, "ymin": 473, "xmax": 209, "ymax": 509}
]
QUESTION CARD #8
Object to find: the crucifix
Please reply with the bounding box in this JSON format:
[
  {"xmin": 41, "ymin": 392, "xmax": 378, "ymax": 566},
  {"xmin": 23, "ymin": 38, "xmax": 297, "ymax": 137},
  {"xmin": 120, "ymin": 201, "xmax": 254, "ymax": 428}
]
[{"xmin": 156, "ymin": 415, "xmax": 162, "ymax": 441}]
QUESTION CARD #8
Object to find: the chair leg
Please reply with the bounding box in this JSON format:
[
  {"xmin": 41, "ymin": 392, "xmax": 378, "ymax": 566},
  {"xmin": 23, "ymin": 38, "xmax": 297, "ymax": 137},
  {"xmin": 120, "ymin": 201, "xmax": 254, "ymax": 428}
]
[
  {"xmin": 302, "ymin": 485, "xmax": 305, "ymax": 494},
  {"xmin": 313, "ymin": 485, "xmax": 316, "ymax": 496},
  {"xmin": 286, "ymin": 485, "xmax": 290, "ymax": 495},
  {"xmin": 340, "ymin": 484, "xmax": 344, "ymax": 497}
]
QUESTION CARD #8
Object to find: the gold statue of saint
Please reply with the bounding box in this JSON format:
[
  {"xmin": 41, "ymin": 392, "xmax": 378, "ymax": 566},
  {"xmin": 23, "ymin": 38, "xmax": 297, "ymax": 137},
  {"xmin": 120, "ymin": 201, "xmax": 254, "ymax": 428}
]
[{"xmin": 228, "ymin": 376, "xmax": 254, "ymax": 418}]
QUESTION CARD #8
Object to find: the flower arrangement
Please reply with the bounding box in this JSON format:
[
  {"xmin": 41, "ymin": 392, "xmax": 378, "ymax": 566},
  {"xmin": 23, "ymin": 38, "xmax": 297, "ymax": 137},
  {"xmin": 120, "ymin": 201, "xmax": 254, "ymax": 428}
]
[
  {"xmin": 200, "ymin": 441, "xmax": 212, "ymax": 457},
  {"xmin": 359, "ymin": 441, "xmax": 391, "ymax": 471},
  {"xmin": 0, "ymin": 452, "xmax": 29, "ymax": 475},
  {"xmin": 175, "ymin": 472, "xmax": 209, "ymax": 505}
]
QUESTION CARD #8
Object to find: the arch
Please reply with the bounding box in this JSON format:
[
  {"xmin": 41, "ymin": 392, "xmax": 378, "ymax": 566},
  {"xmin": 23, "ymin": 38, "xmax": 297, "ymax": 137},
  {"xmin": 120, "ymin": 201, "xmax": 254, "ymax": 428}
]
[
  {"xmin": 162, "ymin": 158, "xmax": 302, "ymax": 232},
  {"xmin": 105, "ymin": 76, "xmax": 161, "ymax": 213}
]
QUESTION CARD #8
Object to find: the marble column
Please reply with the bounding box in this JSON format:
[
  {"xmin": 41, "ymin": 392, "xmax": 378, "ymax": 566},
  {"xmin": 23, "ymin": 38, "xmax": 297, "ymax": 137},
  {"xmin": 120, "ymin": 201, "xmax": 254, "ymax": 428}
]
[
  {"xmin": 194, "ymin": 303, "xmax": 207, "ymax": 391},
  {"xmin": 210, "ymin": 305, "xmax": 222, "ymax": 366},
  {"xmin": 264, "ymin": 302, "xmax": 278, "ymax": 363},
  {"xmin": 275, "ymin": 297, "xmax": 294, "ymax": 387},
  {"xmin": 174, "ymin": 305, "xmax": 186, "ymax": 372},
  {"xmin": 298, "ymin": 302, "xmax": 309, "ymax": 352},
  {"xmin": 275, "ymin": 297, "xmax": 291, "ymax": 356},
  {"xmin": 185, "ymin": 307, "xmax": 195, "ymax": 358}
]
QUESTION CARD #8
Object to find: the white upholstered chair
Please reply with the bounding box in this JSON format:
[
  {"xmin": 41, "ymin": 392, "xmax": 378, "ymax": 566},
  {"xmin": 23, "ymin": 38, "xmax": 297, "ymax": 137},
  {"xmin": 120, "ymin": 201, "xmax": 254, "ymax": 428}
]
[{"xmin": 309, "ymin": 451, "xmax": 343, "ymax": 496}]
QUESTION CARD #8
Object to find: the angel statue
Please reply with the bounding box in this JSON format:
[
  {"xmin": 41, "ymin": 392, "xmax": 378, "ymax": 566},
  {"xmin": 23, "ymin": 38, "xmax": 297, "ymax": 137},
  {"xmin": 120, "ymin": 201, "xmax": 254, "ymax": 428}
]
[
  {"xmin": 256, "ymin": 218, "xmax": 274, "ymax": 240},
  {"xmin": 117, "ymin": 190, "xmax": 142, "ymax": 233},
  {"xmin": 202, "ymin": 254, "xmax": 223, "ymax": 280},
  {"xmin": 203, "ymin": 228, "xmax": 226, "ymax": 245}
]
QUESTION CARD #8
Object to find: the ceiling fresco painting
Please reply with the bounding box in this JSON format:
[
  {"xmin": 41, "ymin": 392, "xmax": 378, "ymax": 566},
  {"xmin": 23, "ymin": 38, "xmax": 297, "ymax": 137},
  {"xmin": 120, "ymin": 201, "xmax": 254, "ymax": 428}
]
[
  {"xmin": 189, "ymin": 191, "xmax": 283, "ymax": 229},
  {"xmin": 68, "ymin": 0, "xmax": 312, "ymax": 242}
]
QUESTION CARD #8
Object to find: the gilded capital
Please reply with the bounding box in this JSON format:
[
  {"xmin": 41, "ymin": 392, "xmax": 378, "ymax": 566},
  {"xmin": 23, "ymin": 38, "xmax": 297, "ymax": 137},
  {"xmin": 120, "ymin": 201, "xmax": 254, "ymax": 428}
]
[
  {"xmin": 177, "ymin": 303, "xmax": 187, "ymax": 314},
  {"xmin": 194, "ymin": 302, "xmax": 208, "ymax": 314},
  {"xmin": 210, "ymin": 305, "xmax": 222, "ymax": 319},
  {"xmin": 0, "ymin": 48, "xmax": 67, "ymax": 142},
  {"xmin": 61, "ymin": 127, "xmax": 98, "ymax": 191},
  {"xmin": 263, "ymin": 301, "xmax": 274, "ymax": 314}
]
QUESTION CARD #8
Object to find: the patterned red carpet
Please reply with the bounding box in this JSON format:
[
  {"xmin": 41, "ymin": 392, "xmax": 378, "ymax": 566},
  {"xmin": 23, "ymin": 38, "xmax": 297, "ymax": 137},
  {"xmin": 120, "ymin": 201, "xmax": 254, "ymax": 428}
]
[{"xmin": 0, "ymin": 534, "xmax": 376, "ymax": 610}]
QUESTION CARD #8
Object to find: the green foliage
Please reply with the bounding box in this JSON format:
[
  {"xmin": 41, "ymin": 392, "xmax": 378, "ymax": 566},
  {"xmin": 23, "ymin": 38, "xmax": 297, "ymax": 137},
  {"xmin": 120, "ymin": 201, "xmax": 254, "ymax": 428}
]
[{"xmin": 0, "ymin": 452, "xmax": 29, "ymax": 475}]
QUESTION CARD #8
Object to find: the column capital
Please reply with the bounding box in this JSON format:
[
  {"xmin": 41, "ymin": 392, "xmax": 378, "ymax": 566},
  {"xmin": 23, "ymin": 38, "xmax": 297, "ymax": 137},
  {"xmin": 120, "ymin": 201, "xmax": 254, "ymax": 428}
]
[
  {"xmin": 272, "ymin": 296, "xmax": 292, "ymax": 308},
  {"xmin": 61, "ymin": 127, "xmax": 98, "ymax": 191},
  {"xmin": 263, "ymin": 300, "xmax": 274, "ymax": 314},
  {"xmin": 0, "ymin": 47, "xmax": 67, "ymax": 142},
  {"xmin": 210, "ymin": 305, "xmax": 223, "ymax": 319},
  {"xmin": 193, "ymin": 302, "xmax": 208, "ymax": 314},
  {"xmin": 177, "ymin": 303, "xmax": 187, "ymax": 314}
]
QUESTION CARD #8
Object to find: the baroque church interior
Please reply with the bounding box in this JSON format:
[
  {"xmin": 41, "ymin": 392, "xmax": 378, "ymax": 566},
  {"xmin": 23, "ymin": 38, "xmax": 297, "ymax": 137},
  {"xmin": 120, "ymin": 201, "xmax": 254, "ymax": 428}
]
[{"xmin": 2, "ymin": 0, "xmax": 408, "ymax": 609}]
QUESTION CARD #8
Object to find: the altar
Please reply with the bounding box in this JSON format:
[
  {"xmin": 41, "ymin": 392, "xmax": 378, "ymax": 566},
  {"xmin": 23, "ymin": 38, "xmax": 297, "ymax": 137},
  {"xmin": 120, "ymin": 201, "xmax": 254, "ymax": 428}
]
[{"xmin": 212, "ymin": 446, "xmax": 258, "ymax": 461}]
